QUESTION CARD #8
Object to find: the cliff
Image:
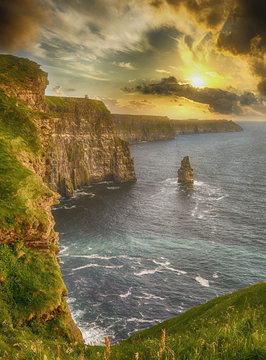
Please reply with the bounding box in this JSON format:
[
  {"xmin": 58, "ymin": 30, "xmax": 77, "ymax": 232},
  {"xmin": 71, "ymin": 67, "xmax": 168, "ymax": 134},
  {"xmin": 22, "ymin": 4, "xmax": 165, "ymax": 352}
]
[
  {"xmin": 46, "ymin": 98, "xmax": 136, "ymax": 197},
  {"xmin": 0, "ymin": 54, "xmax": 135, "ymax": 355},
  {"xmin": 112, "ymin": 114, "xmax": 175, "ymax": 143},
  {"xmin": 112, "ymin": 115, "xmax": 242, "ymax": 144},
  {"xmin": 0, "ymin": 54, "xmax": 84, "ymax": 349},
  {"xmin": 171, "ymin": 119, "xmax": 243, "ymax": 134}
]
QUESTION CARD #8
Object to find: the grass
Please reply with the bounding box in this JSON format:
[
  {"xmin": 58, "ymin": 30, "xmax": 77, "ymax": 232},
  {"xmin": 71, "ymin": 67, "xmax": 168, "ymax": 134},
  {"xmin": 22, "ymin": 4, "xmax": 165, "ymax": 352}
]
[
  {"xmin": 0, "ymin": 55, "xmax": 43, "ymax": 90},
  {"xmin": 0, "ymin": 243, "xmax": 86, "ymax": 360}
]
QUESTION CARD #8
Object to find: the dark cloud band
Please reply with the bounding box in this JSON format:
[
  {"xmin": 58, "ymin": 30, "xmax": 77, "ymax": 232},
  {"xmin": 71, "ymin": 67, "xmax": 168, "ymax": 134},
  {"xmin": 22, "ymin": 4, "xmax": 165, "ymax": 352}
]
[
  {"xmin": 0, "ymin": 0, "xmax": 49, "ymax": 51},
  {"xmin": 125, "ymin": 76, "xmax": 258, "ymax": 114}
]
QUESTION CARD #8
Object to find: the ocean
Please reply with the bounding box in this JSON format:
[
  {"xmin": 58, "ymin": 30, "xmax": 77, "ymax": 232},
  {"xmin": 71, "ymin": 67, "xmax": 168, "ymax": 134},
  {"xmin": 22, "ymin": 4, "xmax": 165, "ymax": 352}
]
[{"xmin": 52, "ymin": 121, "xmax": 266, "ymax": 344}]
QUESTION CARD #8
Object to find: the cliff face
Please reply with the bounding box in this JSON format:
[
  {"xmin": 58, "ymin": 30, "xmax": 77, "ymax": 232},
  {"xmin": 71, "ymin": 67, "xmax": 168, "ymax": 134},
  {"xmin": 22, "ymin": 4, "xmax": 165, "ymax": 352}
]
[
  {"xmin": 112, "ymin": 114, "xmax": 175, "ymax": 143},
  {"xmin": 0, "ymin": 54, "xmax": 136, "ymax": 350},
  {"xmin": 0, "ymin": 54, "xmax": 84, "ymax": 345},
  {"xmin": 46, "ymin": 98, "xmax": 136, "ymax": 197},
  {"xmin": 112, "ymin": 114, "xmax": 242, "ymax": 144},
  {"xmin": 171, "ymin": 119, "xmax": 243, "ymax": 134}
]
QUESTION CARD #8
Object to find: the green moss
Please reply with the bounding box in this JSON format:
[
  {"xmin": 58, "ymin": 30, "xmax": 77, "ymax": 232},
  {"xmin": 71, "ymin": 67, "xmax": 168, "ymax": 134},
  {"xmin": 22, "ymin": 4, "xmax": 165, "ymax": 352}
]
[
  {"xmin": 0, "ymin": 90, "xmax": 53, "ymax": 232},
  {"xmin": 0, "ymin": 90, "xmax": 41, "ymax": 153},
  {"xmin": 0, "ymin": 55, "xmax": 43, "ymax": 90}
]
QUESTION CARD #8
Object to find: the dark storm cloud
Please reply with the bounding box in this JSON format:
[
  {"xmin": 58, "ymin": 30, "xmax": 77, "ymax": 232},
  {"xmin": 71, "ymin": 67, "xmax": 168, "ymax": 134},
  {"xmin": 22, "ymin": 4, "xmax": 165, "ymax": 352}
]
[
  {"xmin": 217, "ymin": 0, "xmax": 266, "ymax": 55},
  {"xmin": 150, "ymin": 0, "xmax": 230, "ymax": 28},
  {"xmin": 0, "ymin": 0, "xmax": 49, "ymax": 50},
  {"xmin": 216, "ymin": 0, "xmax": 266, "ymax": 95},
  {"xmin": 125, "ymin": 76, "xmax": 259, "ymax": 114},
  {"xmin": 146, "ymin": 25, "xmax": 182, "ymax": 51},
  {"xmin": 239, "ymin": 92, "xmax": 258, "ymax": 106}
]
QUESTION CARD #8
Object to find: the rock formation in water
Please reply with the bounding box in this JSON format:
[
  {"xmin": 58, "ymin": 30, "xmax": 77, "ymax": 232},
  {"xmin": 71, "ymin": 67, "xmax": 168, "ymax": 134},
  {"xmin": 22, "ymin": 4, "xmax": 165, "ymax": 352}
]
[{"xmin": 178, "ymin": 156, "xmax": 194, "ymax": 184}]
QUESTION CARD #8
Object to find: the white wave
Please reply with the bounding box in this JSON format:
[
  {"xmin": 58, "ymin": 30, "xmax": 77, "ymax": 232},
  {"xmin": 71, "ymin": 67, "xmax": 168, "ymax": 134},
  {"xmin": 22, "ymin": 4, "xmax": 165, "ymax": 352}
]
[
  {"xmin": 107, "ymin": 186, "xmax": 120, "ymax": 190},
  {"xmin": 60, "ymin": 245, "xmax": 69, "ymax": 253},
  {"xmin": 153, "ymin": 260, "xmax": 187, "ymax": 275},
  {"xmin": 81, "ymin": 325, "xmax": 111, "ymax": 345},
  {"xmin": 72, "ymin": 264, "xmax": 123, "ymax": 271},
  {"xmin": 127, "ymin": 317, "xmax": 160, "ymax": 324},
  {"xmin": 212, "ymin": 272, "xmax": 219, "ymax": 278},
  {"xmin": 194, "ymin": 180, "xmax": 204, "ymax": 186},
  {"xmin": 142, "ymin": 292, "xmax": 165, "ymax": 301},
  {"xmin": 215, "ymin": 195, "xmax": 225, "ymax": 201},
  {"xmin": 164, "ymin": 266, "xmax": 187, "ymax": 275},
  {"xmin": 153, "ymin": 260, "xmax": 170, "ymax": 266},
  {"xmin": 71, "ymin": 254, "xmax": 114, "ymax": 260},
  {"xmin": 134, "ymin": 267, "xmax": 162, "ymax": 276},
  {"xmin": 195, "ymin": 276, "xmax": 209, "ymax": 287},
  {"xmin": 66, "ymin": 296, "xmax": 76, "ymax": 304},
  {"xmin": 120, "ymin": 287, "xmax": 132, "ymax": 299},
  {"xmin": 62, "ymin": 205, "xmax": 77, "ymax": 210}
]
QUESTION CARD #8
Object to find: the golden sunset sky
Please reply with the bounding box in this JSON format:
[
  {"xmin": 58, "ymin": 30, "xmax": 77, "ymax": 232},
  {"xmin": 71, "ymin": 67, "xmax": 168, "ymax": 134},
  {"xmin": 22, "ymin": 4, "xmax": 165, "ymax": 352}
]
[{"xmin": 1, "ymin": 0, "xmax": 266, "ymax": 119}]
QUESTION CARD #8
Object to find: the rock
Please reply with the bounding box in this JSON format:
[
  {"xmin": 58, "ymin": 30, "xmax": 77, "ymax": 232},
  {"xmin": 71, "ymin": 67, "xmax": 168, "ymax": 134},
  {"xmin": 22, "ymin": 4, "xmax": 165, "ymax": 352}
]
[{"xmin": 178, "ymin": 156, "xmax": 194, "ymax": 184}]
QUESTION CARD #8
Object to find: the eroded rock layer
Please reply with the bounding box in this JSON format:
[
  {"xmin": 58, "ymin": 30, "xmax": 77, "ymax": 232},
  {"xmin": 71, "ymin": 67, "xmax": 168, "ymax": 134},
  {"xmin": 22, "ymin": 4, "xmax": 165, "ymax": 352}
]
[{"xmin": 47, "ymin": 98, "xmax": 136, "ymax": 197}]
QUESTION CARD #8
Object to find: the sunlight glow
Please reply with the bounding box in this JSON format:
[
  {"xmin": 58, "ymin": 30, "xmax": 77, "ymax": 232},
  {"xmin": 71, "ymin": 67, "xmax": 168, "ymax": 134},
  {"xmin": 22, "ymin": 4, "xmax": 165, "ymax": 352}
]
[{"xmin": 190, "ymin": 77, "xmax": 205, "ymax": 88}]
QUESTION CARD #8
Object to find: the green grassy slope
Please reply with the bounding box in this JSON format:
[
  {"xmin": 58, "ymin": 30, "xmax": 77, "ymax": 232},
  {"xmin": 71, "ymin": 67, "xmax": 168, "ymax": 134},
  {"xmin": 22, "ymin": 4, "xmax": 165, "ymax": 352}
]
[{"xmin": 90, "ymin": 282, "xmax": 265, "ymax": 360}]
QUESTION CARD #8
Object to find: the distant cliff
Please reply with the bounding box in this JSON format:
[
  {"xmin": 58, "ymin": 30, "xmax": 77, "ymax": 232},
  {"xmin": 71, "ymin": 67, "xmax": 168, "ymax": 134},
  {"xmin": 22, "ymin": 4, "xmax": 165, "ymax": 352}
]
[
  {"xmin": 112, "ymin": 114, "xmax": 242, "ymax": 143},
  {"xmin": 171, "ymin": 119, "xmax": 243, "ymax": 134},
  {"xmin": 112, "ymin": 114, "xmax": 175, "ymax": 143}
]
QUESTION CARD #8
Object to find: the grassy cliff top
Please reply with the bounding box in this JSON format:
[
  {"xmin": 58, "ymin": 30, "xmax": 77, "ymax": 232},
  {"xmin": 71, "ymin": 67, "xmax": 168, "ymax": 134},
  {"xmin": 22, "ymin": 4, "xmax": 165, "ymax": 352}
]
[
  {"xmin": 0, "ymin": 54, "xmax": 45, "ymax": 89},
  {"xmin": 45, "ymin": 95, "xmax": 110, "ymax": 114}
]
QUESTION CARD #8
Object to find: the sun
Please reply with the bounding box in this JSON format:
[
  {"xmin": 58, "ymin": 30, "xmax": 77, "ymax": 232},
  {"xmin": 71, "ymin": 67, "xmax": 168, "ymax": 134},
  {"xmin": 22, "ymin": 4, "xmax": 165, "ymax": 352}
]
[{"xmin": 190, "ymin": 77, "xmax": 205, "ymax": 88}]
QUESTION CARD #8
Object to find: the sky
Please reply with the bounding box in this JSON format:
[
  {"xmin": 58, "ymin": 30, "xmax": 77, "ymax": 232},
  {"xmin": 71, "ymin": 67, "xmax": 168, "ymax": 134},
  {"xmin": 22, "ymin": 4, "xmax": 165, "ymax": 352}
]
[{"xmin": 0, "ymin": 0, "xmax": 266, "ymax": 119}]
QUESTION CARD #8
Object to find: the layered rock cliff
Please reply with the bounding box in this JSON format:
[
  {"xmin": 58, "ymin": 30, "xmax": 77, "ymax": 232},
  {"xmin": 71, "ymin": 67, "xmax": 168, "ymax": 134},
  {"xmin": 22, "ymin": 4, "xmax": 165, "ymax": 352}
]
[
  {"xmin": 0, "ymin": 54, "xmax": 135, "ymax": 352},
  {"xmin": 112, "ymin": 114, "xmax": 242, "ymax": 144},
  {"xmin": 46, "ymin": 98, "xmax": 136, "ymax": 197},
  {"xmin": 112, "ymin": 113, "xmax": 175, "ymax": 143}
]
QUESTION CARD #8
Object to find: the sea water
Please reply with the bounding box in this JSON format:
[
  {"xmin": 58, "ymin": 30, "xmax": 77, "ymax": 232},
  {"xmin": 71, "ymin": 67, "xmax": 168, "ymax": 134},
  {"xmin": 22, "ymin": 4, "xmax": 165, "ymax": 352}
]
[{"xmin": 53, "ymin": 122, "xmax": 266, "ymax": 344}]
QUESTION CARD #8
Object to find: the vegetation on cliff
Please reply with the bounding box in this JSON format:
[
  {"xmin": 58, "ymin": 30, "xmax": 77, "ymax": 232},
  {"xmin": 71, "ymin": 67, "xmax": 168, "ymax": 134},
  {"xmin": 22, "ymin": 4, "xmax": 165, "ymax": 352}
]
[{"xmin": 0, "ymin": 90, "xmax": 54, "ymax": 237}]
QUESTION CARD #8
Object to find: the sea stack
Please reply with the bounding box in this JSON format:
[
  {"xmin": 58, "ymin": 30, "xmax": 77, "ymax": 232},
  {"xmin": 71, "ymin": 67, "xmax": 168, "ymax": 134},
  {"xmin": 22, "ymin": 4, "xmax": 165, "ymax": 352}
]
[{"xmin": 178, "ymin": 156, "xmax": 194, "ymax": 184}]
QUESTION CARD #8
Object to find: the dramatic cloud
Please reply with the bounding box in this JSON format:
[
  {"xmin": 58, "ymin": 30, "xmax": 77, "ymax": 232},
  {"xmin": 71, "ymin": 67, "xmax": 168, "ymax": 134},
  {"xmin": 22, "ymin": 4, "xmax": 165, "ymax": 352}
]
[
  {"xmin": 125, "ymin": 76, "xmax": 259, "ymax": 114},
  {"xmin": 0, "ymin": 0, "xmax": 49, "ymax": 50},
  {"xmin": 150, "ymin": 0, "xmax": 231, "ymax": 28}
]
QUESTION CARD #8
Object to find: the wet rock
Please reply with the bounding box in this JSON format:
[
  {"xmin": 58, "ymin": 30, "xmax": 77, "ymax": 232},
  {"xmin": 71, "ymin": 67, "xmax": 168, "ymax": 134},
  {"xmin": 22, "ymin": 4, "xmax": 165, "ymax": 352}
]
[{"xmin": 178, "ymin": 156, "xmax": 194, "ymax": 184}]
